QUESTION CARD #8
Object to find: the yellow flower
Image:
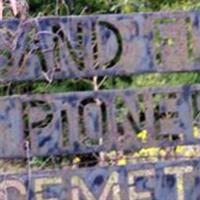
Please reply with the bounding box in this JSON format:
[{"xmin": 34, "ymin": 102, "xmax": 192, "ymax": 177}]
[
  {"xmin": 184, "ymin": 146, "xmax": 196, "ymax": 157},
  {"xmin": 159, "ymin": 149, "xmax": 167, "ymax": 157},
  {"xmin": 133, "ymin": 152, "xmax": 140, "ymax": 158},
  {"xmin": 193, "ymin": 126, "xmax": 200, "ymax": 138},
  {"xmin": 137, "ymin": 130, "xmax": 148, "ymax": 142},
  {"xmin": 107, "ymin": 150, "xmax": 117, "ymax": 159},
  {"xmin": 167, "ymin": 38, "xmax": 174, "ymax": 46},
  {"xmin": 73, "ymin": 156, "xmax": 80, "ymax": 164},
  {"xmin": 117, "ymin": 157, "xmax": 127, "ymax": 166},
  {"xmin": 137, "ymin": 147, "xmax": 159, "ymax": 157},
  {"xmin": 175, "ymin": 145, "xmax": 195, "ymax": 157},
  {"xmin": 147, "ymin": 147, "xmax": 160, "ymax": 156},
  {"xmin": 175, "ymin": 145, "xmax": 185, "ymax": 154},
  {"xmin": 138, "ymin": 148, "xmax": 148, "ymax": 157}
]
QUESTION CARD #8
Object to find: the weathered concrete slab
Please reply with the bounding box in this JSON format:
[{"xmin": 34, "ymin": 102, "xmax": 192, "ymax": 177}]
[
  {"xmin": 1, "ymin": 159, "xmax": 200, "ymax": 199},
  {"xmin": 0, "ymin": 84, "xmax": 200, "ymax": 158},
  {"xmin": 1, "ymin": 11, "xmax": 200, "ymax": 82}
]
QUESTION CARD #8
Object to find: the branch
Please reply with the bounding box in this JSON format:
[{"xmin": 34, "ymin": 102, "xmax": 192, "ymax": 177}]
[
  {"xmin": 0, "ymin": 0, "xmax": 3, "ymax": 20},
  {"xmin": 9, "ymin": 0, "xmax": 17, "ymax": 16}
]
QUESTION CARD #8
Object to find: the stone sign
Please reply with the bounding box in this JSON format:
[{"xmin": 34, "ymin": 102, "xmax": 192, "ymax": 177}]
[
  {"xmin": 0, "ymin": 159, "xmax": 200, "ymax": 200},
  {"xmin": 0, "ymin": 11, "xmax": 200, "ymax": 82}
]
